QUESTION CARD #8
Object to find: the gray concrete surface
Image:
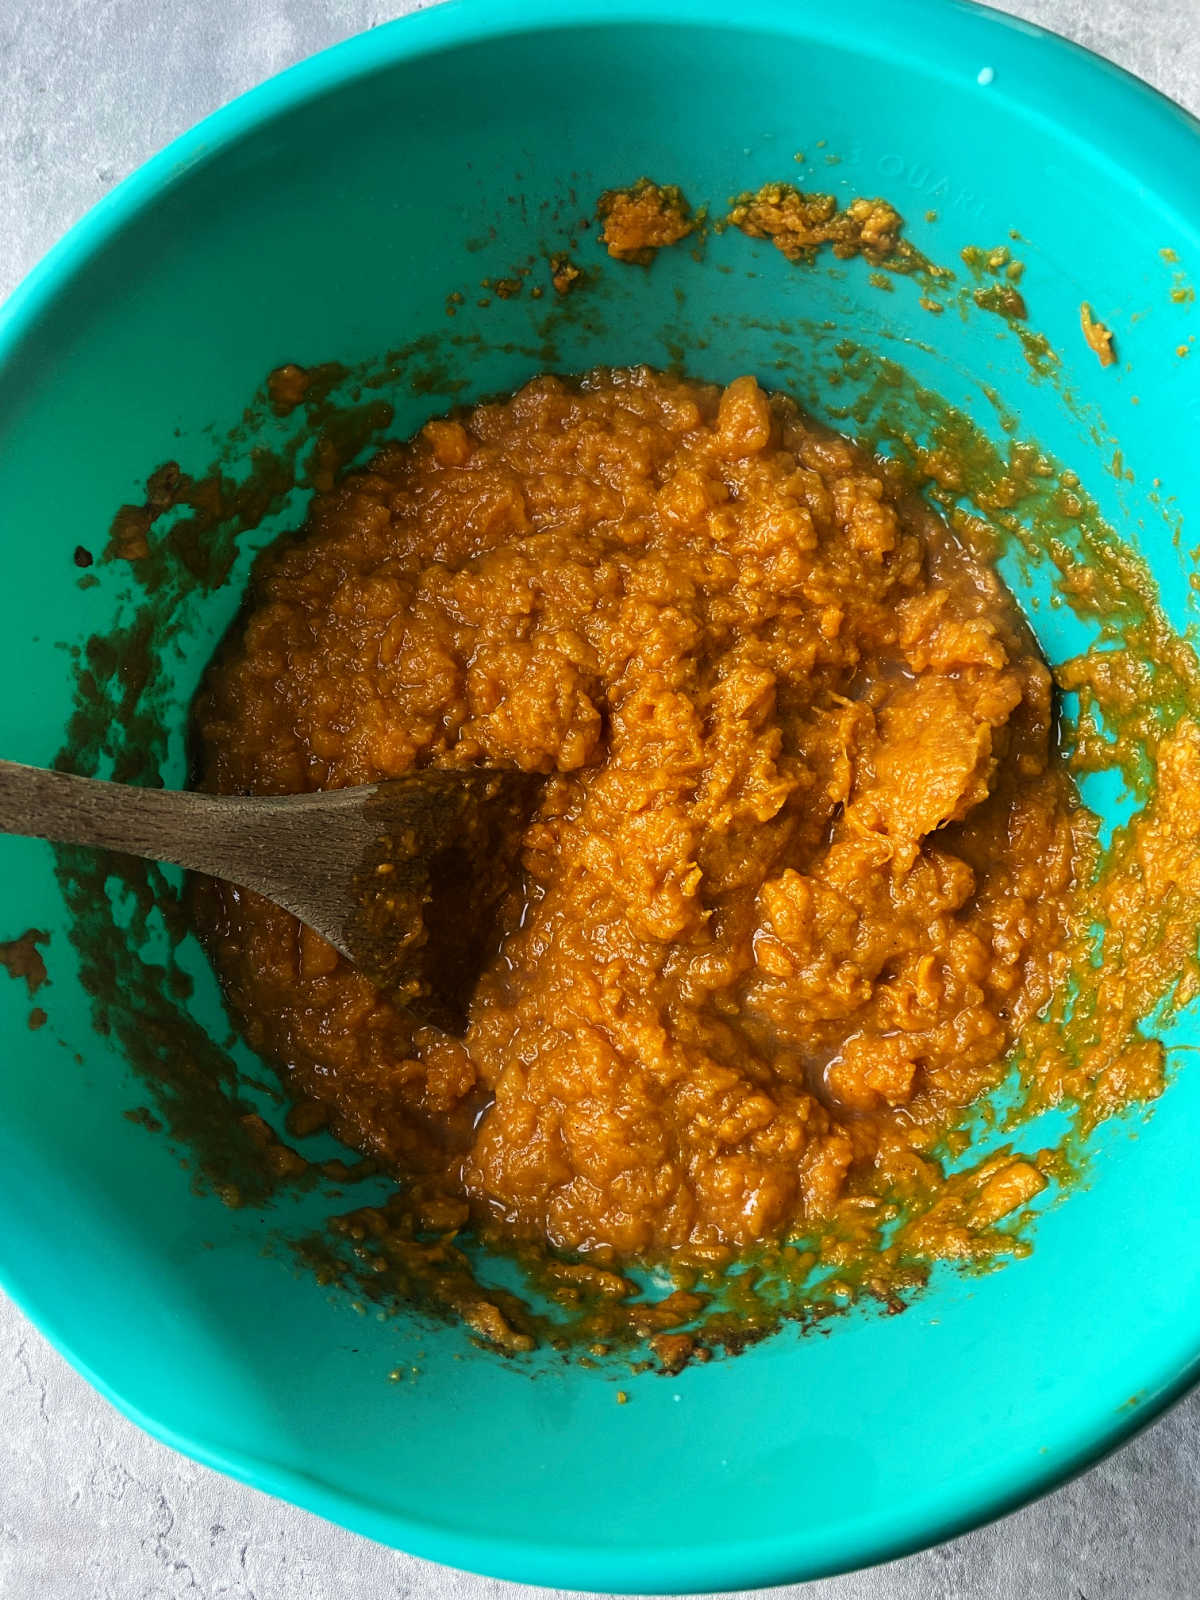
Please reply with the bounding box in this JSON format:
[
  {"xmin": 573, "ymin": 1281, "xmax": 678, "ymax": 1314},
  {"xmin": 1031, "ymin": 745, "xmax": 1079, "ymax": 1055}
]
[{"xmin": 1, "ymin": 0, "xmax": 1198, "ymax": 1595}]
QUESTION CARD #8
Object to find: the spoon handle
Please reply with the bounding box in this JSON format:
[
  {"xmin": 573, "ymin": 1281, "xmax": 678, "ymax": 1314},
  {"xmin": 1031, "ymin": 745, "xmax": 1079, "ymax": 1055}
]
[
  {"xmin": 0, "ymin": 758, "xmax": 240, "ymax": 878},
  {"xmin": 0, "ymin": 757, "xmax": 374, "ymax": 918}
]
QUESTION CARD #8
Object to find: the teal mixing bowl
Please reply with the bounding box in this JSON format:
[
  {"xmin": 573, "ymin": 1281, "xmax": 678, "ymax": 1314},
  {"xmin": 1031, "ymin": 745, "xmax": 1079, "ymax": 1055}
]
[{"xmin": 1, "ymin": 0, "xmax": 1198, "ymax": 1588}]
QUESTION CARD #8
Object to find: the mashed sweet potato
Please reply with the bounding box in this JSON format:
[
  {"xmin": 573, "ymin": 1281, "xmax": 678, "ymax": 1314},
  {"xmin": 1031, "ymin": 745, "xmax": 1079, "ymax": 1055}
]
[{"xmin": 194, "ymin": 367, "xmax": 1081, "ymax": 1266}]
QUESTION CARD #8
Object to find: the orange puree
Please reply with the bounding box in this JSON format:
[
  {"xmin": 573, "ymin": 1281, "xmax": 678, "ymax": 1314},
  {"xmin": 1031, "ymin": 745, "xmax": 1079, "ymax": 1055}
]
[{"xmin": 195, "ymin": 367, "xmax": 1082, "ymax": 1267}]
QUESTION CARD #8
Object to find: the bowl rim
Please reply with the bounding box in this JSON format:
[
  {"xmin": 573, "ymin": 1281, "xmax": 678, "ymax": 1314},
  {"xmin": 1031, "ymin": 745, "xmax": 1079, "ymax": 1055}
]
[{"xmin": 2, "ymin": 0, "xmax": 1200, "ymax": 1590}]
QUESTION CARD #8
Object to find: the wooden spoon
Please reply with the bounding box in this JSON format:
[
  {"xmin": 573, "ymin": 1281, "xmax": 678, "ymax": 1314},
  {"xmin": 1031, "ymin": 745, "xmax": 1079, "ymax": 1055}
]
[{"xmin": 0, "ymin": 760, "xmax": 541, "ymax": 1033}]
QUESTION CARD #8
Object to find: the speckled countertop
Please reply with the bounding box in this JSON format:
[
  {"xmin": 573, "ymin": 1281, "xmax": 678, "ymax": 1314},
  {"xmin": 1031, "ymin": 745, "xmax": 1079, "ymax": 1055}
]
[{"xmin": 1, "ymin": 2, "xmax": 1198, "ymax": 1596}]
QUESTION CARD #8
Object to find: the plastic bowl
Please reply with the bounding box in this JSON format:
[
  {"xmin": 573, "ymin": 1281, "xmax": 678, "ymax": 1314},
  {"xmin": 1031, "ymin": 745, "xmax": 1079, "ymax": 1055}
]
[{"xmin": 0, "ymin": 0, "xmax": 1198, "ymax": 1589}]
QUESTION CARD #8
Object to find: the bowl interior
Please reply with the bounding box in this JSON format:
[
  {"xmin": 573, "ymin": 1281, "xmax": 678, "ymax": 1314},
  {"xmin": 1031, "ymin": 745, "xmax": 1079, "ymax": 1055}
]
[{"xmin": 0, "ymin": 0, "xmax": 1198, "ymax": 1589}]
